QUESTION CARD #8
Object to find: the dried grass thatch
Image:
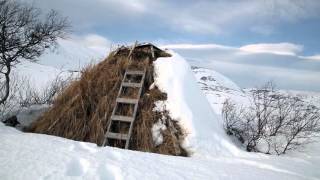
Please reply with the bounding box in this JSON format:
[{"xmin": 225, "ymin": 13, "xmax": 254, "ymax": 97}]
[{"xmin": 28, "ymin": 45, "xmax": 187, "ymax": 156}]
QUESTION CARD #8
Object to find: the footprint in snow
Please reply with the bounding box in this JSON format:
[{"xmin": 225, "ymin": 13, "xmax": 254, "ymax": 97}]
[
  {"xmin": 97, "ymin": 164, "xmax": 123, "ymax": 180},
  {"xmin": 65, "ymin": 157, "xmax": 90, "ymax": 176}
]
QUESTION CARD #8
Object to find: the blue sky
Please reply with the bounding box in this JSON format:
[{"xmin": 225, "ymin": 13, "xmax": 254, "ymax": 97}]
[
  {"xmin": 27, "ymin": 0, "xmax": 320, "ymax": 55},
  {"xmin": 26, "ymin": 0, "xmax": 320, "ymax": 91}
]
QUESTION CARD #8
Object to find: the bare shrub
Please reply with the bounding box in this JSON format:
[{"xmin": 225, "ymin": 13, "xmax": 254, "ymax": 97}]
[
  {"xmin": 0, "ymin": 72, "xmax": 72, "ymax": 123},
  {"xmin": 222, "ymin": 82, "xmax": 320, "ymax": 155},
  {"xmin": 19, "ymin": 73, "xmax": 73, "ymax": 107}
]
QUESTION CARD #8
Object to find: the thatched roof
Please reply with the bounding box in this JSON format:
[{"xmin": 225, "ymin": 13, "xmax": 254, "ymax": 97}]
[{"xmin": 28, "ymin": 44, "xmax": 187, "ymax": 156}]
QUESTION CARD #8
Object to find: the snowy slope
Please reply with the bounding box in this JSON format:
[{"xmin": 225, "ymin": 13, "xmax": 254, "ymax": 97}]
[
  {"xmin": 12, "ymin": 38, "xmax": 106, "ymax": 93},
  {"xmin": 14, "ymin": 61, "xmax": 71, "ymax": 91},
  {"xmin": 154, "ymin": 51, "xmax": 240, "ymax": 156},
  {"xmin": 192, "ymin": 66, "xmax": 248, "ymax": 115},
  {"xmin": 34, "ymin": 38, "xmax": 105, "ymax": 71}
]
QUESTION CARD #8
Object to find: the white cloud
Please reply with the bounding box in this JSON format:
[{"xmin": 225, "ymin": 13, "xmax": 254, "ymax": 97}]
[
  {"xmin": 163, "ymin": 42, "xmax": 304, "ymax": 56},
  {"xmin": 163, "ymin": 42, "xmax": 320, "ymax": 91},
  {"xmin": 103, "ymin": 0, "xmax": 148, "ymax": 13},
  {"xmin": 151, "ymin": 0, "xmax": 320, "ymax": 34},
  {"xmin": 239, "ymin": 43, "xmax": 304, "ymax": 56},
  {"xmin": 72, "ymin": 34, "xmax": 112, "ymax": 55},
  {"xmin": 301, "ymin": 55, "xmax": 320, "ymax": 61},
  {"xmin": 161, "ymin": 44, "xmax": 233, "ymax": 50}
]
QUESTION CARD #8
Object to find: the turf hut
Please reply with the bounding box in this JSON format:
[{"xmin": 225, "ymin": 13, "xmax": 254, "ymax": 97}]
[{"xmin": 29, "ymin": 43, "xmax": 187, "ymax": 156}]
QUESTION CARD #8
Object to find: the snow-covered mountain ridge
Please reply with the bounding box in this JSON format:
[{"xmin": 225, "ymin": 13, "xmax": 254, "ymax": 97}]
[{"xmin": 192, "ymin": 66, "xmax": 320, "ymax": 115}]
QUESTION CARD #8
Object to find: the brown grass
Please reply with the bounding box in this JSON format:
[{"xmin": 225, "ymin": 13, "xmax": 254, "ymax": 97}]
[{"xmin": 28, "ymin": 46, "xmax": 187, "ymax": 156}]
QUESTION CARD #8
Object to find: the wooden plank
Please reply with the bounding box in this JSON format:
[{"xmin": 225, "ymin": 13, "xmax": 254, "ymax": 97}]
[
  {"xmin": 111, "ymin": 115, "xmax": 134, "ymax": 122},
  {"xmin": 122, "ymin": 82, "xmax": 142, "ymax": 88},
  {"xmin": 106, "ymin": 132, "xmax": 128, "ymax": 140},
  {"xmin": 128, "ymin": 41, "xmax": 138, "ymax": 60},
  {"xmin": 151, "ymin": 45, "xmax": 155, "ymax": 59},
  {"xmin": 125, "ymin": 122, "xmax": 133, "ymax": 149},
  {"xmin": 125, "ymin": 70, "xmax": 145, "ymax": 75},
  {"xmin": 116, "ymin": 97, "xmax": 139, "ymax": 104}
]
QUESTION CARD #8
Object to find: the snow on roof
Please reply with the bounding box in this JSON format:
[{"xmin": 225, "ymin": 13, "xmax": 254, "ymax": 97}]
[{"xmin": 154, "ymin": 50, "xmax": 241, "ymax": 156}]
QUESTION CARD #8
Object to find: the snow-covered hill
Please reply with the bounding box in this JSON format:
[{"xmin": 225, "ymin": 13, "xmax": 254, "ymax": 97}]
[
  {"xmin": 36, "ymin": 38, "xmax": 106, "ymax": 71},
  {"xmin": 12, "ymin": 38, "xmax": 106, "ymax": 91},
  {"xmin": 192, "ymin": 66, "xmax": 248, "ymax": 115},
  {"xmin": 1, "ymin": 39, "xmax": 320, "ymax": 179},
  {"xmin": 192, "ymin": 66, "xmax": 320, "ymax": 115}
]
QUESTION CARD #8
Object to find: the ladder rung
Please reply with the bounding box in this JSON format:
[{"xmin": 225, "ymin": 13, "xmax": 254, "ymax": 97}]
[
  {"xmin": 122, "ymin": 82, "xmax": 142, "ymax": 88},
  {"xmin": 126, "ymin": 70, "xmax": 145, "ymax": 75},
  {"xmin": 106, "ymin": 132, "xmax": 128, "ymax": 140},
  {"xmin": 116, "ymin": 98, "xmax": 139, "ymax": 104},
  {"xmin": 111, "ymin": 115, "xmax": 134, "ymax": 122}
]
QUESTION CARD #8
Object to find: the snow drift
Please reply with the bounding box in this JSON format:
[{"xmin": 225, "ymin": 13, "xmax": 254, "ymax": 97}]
[{"xmin": 154, "ymin": 51, "xmax": 240, "ymax": 156}]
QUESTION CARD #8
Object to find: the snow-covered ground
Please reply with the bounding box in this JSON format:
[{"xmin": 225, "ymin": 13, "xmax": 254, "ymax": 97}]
[
  {"xmin": 0, "ymin": 39, "xmax": 319, "ymax": 179},
  {"xmin": 1, "ymin": 122, "xmax": 319, "ymax": 180}
]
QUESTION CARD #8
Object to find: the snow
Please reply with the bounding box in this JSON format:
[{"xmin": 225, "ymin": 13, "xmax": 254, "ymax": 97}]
[
  {"xmin": 34, "ymin": 38, "xmax": 105, "ymax": 71},
  {"xmin": 151, "ymin": 119, "xmax": 167, "ymax": 146},
  {"xmin": 1, "ymin": 122, "xmax": 319, "ymax": 180},
  {"xmin": 1, "ymin": 39, "xmax": 320, "ymax": 179},
  {"xmin": 154, "ymin": 51, "xmax": 241, "ymax": 156},
  {"xmin": 10, "ymin": 37, "xmax": 103, "ymax": 92},
  {"xmin": 14, "ymin": 61, "xmax": 72, "ymax": 91},
  {"xmin": 192, "ymin": 67, "xmax": 248, "ymax": 115},
  {"xmin": 151, "ymin": 101, "xmax": 168, "ymax": 146}
]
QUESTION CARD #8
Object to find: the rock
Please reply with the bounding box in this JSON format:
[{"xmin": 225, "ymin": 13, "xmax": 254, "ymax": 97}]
[{"xmin": 3, "ymin": 115, "xmax": 20, "ymax": 127}]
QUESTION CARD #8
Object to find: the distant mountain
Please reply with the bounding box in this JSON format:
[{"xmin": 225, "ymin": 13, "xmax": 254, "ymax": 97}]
[
  {"xmin": 192, "ymin": 66, "xmax": 248, "ymax": 115},
  {"xmin": 192, "ymin": 66, "xmax": 320, "ymax": 115}
]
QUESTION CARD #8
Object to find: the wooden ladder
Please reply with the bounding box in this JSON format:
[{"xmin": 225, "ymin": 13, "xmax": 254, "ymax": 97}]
[{"xmin": 103, "ymin": 69, "xmax": 146, "ymax": 149}]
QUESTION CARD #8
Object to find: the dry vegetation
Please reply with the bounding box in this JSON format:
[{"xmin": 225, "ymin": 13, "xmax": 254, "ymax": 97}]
[
  {"xmin": 222, "ymin": 82, "xmax": 320, "ymax": 155},
  {"xmin": 28, "ymin": 46, "xmax": 187, "ymax": 156}
]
